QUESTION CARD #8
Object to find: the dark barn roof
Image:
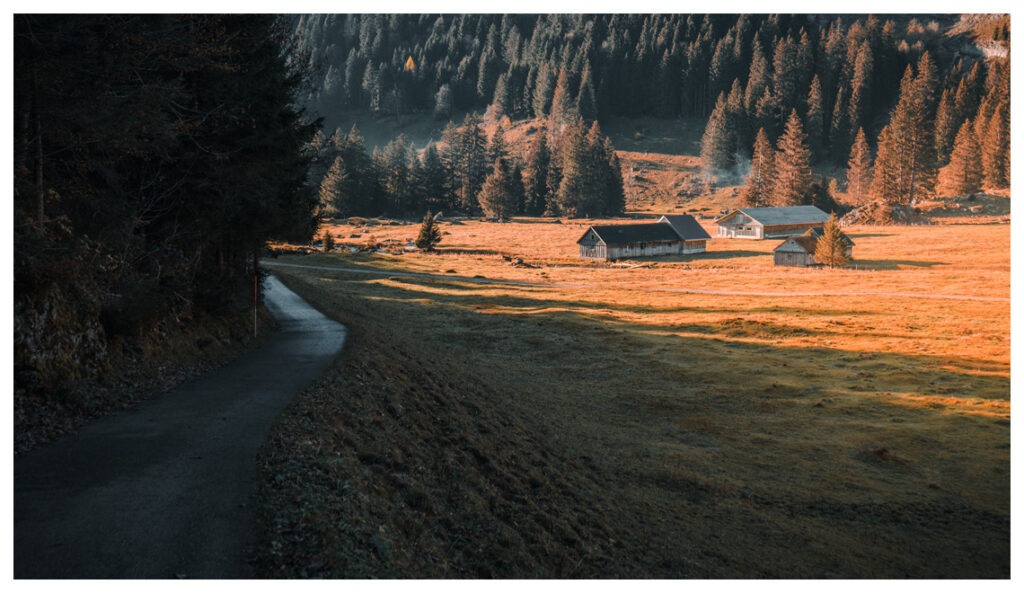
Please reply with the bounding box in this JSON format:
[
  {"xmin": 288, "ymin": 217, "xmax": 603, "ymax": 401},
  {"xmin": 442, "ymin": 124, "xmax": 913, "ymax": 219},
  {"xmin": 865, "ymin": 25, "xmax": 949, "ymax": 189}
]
[
  {"xmin": 659, "ymin": 215, "xmax": 712, "ymax": 240},
  {"xmin": 580, "ymin": 223, "xmax": 682, "ymax": 246}
]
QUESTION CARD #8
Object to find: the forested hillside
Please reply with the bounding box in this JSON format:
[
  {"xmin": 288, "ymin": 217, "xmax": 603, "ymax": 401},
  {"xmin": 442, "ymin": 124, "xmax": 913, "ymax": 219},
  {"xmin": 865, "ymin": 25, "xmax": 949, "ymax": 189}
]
[
  {"xmin": 294, "ymin": 14, "xmax": 1009, "ymax": 221},
  {"xmin": 14, "ymin": 16, "xmax": 318, "ymax": 403}
]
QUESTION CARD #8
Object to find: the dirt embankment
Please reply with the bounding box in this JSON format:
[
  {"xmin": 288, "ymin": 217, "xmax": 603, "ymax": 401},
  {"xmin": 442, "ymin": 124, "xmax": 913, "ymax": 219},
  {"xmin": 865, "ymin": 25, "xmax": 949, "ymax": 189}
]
[{"xmin": 253, "ymin": 287, "xmax": 656, "ymax": 578}]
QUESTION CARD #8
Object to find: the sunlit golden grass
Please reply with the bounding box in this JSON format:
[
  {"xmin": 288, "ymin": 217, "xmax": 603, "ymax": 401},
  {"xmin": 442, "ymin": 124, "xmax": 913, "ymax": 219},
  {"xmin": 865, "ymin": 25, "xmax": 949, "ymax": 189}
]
[{"xmin": 267, "ymin": 218, "xmax": 1009, "ymax": 577}]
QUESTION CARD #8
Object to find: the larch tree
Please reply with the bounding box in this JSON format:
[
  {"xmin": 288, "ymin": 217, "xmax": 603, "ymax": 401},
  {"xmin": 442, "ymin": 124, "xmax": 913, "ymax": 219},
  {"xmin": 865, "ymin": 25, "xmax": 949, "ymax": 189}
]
[
  {"xmin": 937, "ymin": 119, "xmax": 983, "ymax": 198},
  {"xmin": 740, "ymin": 128, "xmax": 775, "ymax": 207},
  {"xmin": 814, "ymin": 213, "xmax": 851, "ymax": 267},
  {"xmin": 845, "ymin": 128, "xmax": 874, "ymax": 205},
  {"xmin": 771, "ymin": 110, "xmax": 814, "ymax": 206}
]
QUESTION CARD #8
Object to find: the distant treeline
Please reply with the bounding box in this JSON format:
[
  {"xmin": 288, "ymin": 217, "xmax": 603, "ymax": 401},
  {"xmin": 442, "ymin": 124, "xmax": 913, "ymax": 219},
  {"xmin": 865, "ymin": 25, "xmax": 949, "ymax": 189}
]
[
  {"xmin": 293, "ymin": 13, "xmax": 1009, "ymax": 216},
  {"xmin": 312, "ymin": 112, "xmax": 625, "ymax": 220},
  {"xmin": 14, "ymin": 15, "xmax": 317, "ymax": 393}
]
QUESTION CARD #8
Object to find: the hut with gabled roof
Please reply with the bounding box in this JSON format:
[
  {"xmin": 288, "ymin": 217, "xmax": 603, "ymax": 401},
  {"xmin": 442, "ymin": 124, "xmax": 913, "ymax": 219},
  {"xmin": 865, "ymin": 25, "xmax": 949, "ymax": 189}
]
[
  {"xmin": 773, "ymin": 228, "xmax": 854, "ymax": 267},
  {"xmin": 577, "ymin": 214, "xmax": 711, "ymax": 260},
  {"xmin": 715, "ymin": 205, "xmax": 830, "ymax": 239}
]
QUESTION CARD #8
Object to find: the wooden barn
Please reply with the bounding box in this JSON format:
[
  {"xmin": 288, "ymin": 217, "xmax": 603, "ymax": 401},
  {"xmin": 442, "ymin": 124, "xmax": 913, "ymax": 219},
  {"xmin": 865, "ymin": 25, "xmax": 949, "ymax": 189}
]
[
  {"xmin": 578, "ymin": 214, "xmax": 711, "ymax": 260},
  {"xmin": 715, "ymin": 205, "xmax": 830, "ymax": 239},
  {"xmin": 773, "ymin": 228, "xmax": 854, "ymax": 267}
]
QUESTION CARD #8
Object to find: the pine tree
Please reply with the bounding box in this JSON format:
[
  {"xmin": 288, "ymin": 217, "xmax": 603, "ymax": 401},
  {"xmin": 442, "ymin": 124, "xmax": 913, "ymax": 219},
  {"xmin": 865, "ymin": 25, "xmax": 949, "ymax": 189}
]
[
  {"xmin": 478, "ymin": 157, "xmax": 520, "ymax": 220},
  {"xmin": 829, "ymin": 85, "xmax": 851, "ymax": 161},
  {"xmin": 488, "ymin": 124, "xmax": 509, "ymax": 163},
  {"xmin": 814, "ymin": 213, "xmax": 850, "ymax": 267},
  {"xmin": 847, "ymin": 41, "xmax": 873, "ymax": 136},
  {"xmin": 868, "ymin": 65, "xmax": 936, "ymax": 205},
  {"xmin": 771, "ymin": 110, "xmax": 814, "ymax": 206},
  {"xmin": 700, "ymin": 92, "xmax": 735, "ymax": 173},
  {"xmin": 933, "ymin": 87, "xmax": 960, "ymax": 164},
  {"xmin": 523, "ymin": 131, "xmax": 551, "ymax": 216},
  {"xmin": 937, "ymin": 119, "xmax": 983, "ymax": 198},
  {"xmin": 318, "ymin": 156, "xmax": 348, "ymax": 219},
  {"xmin": 744, "ymin": 39, "xmax": 770, "ymax": 113},
  {"xmin": 740, "ymin": 128, "xmax": 775, "ymax": 207},
  {"xmin": 548, "ymin": 69, "xmax": 577, "ymax": 133},
  {"xmin": 415, "ymin": 210, "xmax": 442, "ymax": 251},
  {"xmin": 981, "ymin": 102, "xmax": 1009, "ymax": 189},
  {"xmin": 805, "ymin": 75, "xmax": 826, "ymax": 162},
  {"xmin": 845, "ymin": 128, "xmax": 873, "ymax": 205}
]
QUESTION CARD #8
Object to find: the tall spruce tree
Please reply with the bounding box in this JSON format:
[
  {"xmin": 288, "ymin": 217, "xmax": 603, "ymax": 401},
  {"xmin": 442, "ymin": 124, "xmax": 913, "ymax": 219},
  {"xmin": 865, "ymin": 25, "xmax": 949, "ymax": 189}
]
[
  {"xmin": 771, "ymin": 110, "xmax": 814, "ymax": 206},
  {"xmin": 740, "ymin": 128, "xmax": 776, "ymax": 207},
  {"xmin": 981, "ymin": 103, "xmax": 1009, "ymax": 189},
  {"xmin": 937, "ymin": 119, "xmax": 983, "ymax": 198},
  {"xmin": 845, "ymin": 127, "xmax": 874, "ymax": 205},
  {"xmin": 805, "ymin": 75, "xmax": 826, "ymax": 162},
  {"xmin": 523, "ymin": 131, "xmax": 551, "ymax": 216},
  {"xmin": 700, "ymin": 92, "xmax": 735, "ymax": 173},
  {"xmin": 868, "ymin": 65, "xmax": 936, "ymax": 205},
  {"xmin": 478, "ymin": 157, "xmax": 520, "ymax": 220}
]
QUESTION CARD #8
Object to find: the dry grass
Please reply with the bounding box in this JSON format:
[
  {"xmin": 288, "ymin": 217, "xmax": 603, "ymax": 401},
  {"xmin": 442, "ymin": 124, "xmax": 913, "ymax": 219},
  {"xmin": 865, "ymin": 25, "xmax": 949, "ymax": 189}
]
[{"xmin": 260, "ymin": 219, "xmax": 1009, "ymax": 577}]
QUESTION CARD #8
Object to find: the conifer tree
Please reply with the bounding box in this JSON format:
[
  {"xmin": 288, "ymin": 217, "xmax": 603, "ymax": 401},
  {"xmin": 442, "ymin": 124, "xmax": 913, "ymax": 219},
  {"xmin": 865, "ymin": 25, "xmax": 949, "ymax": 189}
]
[
  {"xmin": 548, "ymin": 69, "xmax": 577, "ymax": 133},
  {"xmin": 318, "ymin": 156, "xmax": 348, "ymax": 219},
  {"xmin": 937, "ymin": 119, "xmax": 983, "ymax": 198},
  {"xmin": 845, "ymin": 128, "xmax": 874, "ymax": 205},
  {"xmin": 829, "ymin": 85, "xmax": 851, "ymax": 161},
  {"xmin": 488, "ymin": 125, "xmax": 508, "ymax": 164},
  {"xmin": 478, "ymin": 157, "xmax": 520, "ymax": 220},
  {"xmin": 847, "ymin": 41, "xmax": 873, "ymax": 136},
  {"xmin": 523, "ymin": 132, "xmax": 551, "ymax": 216},
  {"xmin": 415, "ymin": 210, "xmax": 442, "ymax": 251},
  {"xmin": 805, "ymin": 75, "xmax": 826, "ymax": 162},
  {"xmin": 771, "ymin": 110, "xmax": 814, "ymax": 206},
  {"xmin": 933, "ymin": 87, "xmax": 961, "ymax": 164},
  {"xmin": 868, "ymin": 65, "xmax": 936, "ymax": 205},
  {"xmin": 603, "ymin": 137, "xmax": 627, "ymax": 215},
  {"xmin": 744, "ymin": 39, "xmax": 770, "ymax": 113},
  {"xmin": 740, "ymin": 128, "xmax": 775, "ymax": 207},
  {"xmin": 981, "ymin": 103, "xmax": 1009, "ymax": 189},
  {"xmin": 414, "ymin": 143, "xmax": 450, "ymax": 211},
  {"xmin": 814, "ymin": 213, "xmax": 850, "ymax": 267},
  {"xmin": 700, "ymin": 92, "xmax": 735, "ymax": 172}
]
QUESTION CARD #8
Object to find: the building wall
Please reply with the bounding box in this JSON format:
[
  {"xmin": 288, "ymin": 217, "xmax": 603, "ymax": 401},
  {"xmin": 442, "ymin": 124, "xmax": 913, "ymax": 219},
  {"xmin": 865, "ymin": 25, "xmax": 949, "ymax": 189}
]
[
  {"xmin": 606, "ymin": 241, "xmax": 682, "ymax": 260},
  {"xmin": 762, "ymin": 222, "xmax": 825, "ymax": 238},
  {"xmin": 682, "ymin": 239, "xmax": 707, "ymax": 254},
  {"xmin": 579, "ymin": 244, "xmax": 608, "ymax": 259},
  {"xmin": 774, "ymin": 250, "xmax": 814, "ymax": 266},
  {"xmin": 717, "ymin": 222, "xmax": 763, "ymax": 239}
]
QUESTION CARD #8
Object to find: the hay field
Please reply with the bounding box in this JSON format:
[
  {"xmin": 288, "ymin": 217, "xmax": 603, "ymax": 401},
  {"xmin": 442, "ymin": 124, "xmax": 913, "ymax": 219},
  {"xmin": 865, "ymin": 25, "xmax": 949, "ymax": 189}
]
[{"xmin": 259, "ymin": 219, "xmax": 1009, "ymax": 577}]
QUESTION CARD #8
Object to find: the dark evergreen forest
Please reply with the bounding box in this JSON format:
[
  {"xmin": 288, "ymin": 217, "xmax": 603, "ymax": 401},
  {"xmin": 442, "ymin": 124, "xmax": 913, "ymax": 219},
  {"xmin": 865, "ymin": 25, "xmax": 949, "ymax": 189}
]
[
  {"xmin": 14, "ymin": 15, "xmax": 319, "ymax": 396},
  {"xmin": 294, "ymin": 14, "xmax": 1009, "ymax": 218}
]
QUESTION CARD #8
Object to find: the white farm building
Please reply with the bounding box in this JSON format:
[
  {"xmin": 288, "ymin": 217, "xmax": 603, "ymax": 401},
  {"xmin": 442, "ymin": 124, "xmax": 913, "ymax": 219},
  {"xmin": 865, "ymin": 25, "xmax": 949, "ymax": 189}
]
[{"xmin": 715, "ymin": 205, "xmax": 830, "ymax": 239}]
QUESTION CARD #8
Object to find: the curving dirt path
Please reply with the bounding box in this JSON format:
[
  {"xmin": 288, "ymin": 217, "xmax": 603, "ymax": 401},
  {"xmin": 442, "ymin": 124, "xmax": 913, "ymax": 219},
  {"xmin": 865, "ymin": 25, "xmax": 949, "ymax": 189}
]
[
  {"xmin": 263, "ymin": 260, "xmax": 1009, "ymax": 303},
  {"xmin": 14, "ymin": 275, "xmax": 346, "ymax": 579}
]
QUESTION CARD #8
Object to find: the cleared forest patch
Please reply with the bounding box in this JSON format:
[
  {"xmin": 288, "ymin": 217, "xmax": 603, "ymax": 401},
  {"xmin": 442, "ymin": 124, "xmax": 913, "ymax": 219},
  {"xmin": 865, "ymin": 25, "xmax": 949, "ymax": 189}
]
[{"xmin": 258, "ymin": 220, "xmax": 1008, "ymax": 577}]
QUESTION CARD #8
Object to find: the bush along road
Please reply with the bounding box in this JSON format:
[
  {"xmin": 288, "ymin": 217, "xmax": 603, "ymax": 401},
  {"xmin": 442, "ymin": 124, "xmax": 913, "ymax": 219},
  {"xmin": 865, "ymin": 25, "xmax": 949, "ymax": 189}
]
[{"xmin": 14, "ymin": 275, "xmax": 346, "ymax": 578}]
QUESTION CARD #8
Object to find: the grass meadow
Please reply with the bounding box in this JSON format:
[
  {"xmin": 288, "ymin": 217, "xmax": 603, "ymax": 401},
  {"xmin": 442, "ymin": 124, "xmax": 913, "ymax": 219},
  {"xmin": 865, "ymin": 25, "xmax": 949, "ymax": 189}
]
[{"xmin": 258, "ymin": 218, "xmax": 1009, "ymax": 577}]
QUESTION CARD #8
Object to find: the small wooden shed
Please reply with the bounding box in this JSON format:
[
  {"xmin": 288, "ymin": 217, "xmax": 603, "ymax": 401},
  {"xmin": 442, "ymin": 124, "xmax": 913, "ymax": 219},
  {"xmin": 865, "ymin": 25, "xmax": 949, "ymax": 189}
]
[
  {"xmin": 773, "ymin": 228, "xmax": 854, "ymax": 267},
  {"xmin": 716, "ymin": 205, "xmax": 830, "ymax": 239}
]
